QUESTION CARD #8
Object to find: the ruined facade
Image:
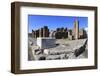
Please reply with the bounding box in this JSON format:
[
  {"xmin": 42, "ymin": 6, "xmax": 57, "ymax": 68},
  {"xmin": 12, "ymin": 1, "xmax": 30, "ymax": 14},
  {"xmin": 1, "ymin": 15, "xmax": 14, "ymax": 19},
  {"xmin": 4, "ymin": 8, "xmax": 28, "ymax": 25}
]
[
  {"xmin": 30, "ymin": 20, "xmax": 87, "ymax": 40},
  {"xmin": 32, "ymin": 26, "xmax": 49, "ymax": 38},
  {"xmin": 79, "ymin": 28, "xmax": 87, "ymax": 39},
  {"xmin": 55, "ymin": 27, "xmax": 68, "ymax": 39},
  {"xmin": 43, "ymin": 26, "xmax": 49, "ymax": 37},
  {"xmin": 68, "ymin": 29, "xmax": 74, "ymax": 40}
]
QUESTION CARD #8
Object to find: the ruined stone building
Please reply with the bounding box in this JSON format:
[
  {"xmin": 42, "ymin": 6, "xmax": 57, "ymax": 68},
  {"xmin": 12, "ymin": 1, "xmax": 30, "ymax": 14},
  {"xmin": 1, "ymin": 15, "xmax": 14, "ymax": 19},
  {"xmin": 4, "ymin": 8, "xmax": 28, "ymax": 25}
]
[
  {"xmin": 68, "ymin": 29, "xmax": 73, "ymax": 40},
  {"xmin": 79, "ymin": 28, "xmax": 87, "ymax": 39},
  {"xmin": 32, "ymin": 26, "xmax": 49, "ymax": 38},
  {"xmin": 55, "ymin": 27, "xmax": 68, "ymax": 39},
  {"xmin": 49, "ymin": 30, "xmax": 56, "ymax": 38},
  {"xmin": 30, "ymin": 20, "xmax": 87, "ymax": 40}
]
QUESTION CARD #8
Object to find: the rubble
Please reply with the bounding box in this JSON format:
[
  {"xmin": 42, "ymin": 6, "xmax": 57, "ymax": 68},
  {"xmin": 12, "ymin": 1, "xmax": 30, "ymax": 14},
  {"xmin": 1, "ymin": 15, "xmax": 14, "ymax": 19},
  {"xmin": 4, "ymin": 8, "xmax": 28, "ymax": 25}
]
[{"xmin": 28, "ymin": 38, "xmax": 88, "ymax": 60}]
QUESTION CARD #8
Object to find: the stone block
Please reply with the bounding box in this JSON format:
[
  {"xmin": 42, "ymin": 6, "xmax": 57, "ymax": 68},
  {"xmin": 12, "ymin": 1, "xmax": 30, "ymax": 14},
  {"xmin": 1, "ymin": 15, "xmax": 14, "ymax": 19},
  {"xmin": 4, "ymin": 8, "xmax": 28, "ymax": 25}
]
[{"xmin": 37, "ymin": 37, "xmax": 56, "ymax": 49}]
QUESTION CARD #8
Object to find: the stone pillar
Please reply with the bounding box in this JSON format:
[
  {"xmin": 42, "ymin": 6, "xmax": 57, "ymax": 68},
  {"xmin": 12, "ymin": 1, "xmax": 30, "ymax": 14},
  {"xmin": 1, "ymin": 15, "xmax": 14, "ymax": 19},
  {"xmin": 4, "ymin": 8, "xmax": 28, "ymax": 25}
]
[
  {"xmin": 79, "ymin": 28, "xmax": 87, "ymax": 39},
  {"xmin": 34, "ymin": 31, "xmax": 36, "ymax": 38},
  {"xmin": 64, "ymin": 28, "xmax": 68, "ymax": 38},
  {"xmin": 68, "ymin": 30, "xmax": 73, "ymax": 40},
  {"xmin": 43, "ymin": 26, "xmax": 49, "ymax": 37},
  {"xmin": 32, "ymin": 30, "xmax": 35, "ymax": 38},
  {"xmin": 68, "ymin": 30, "xmax": 72, "ymax": 36},
  {"xmin": 56, "ymin": 28, "xmax": 62, "ymax": 39},
  {"xmin": 43, "ymin": 26, "xmax": 45, "ymax": 37},
  {"xmin": 73, "ymin": 20, "xmax": 79, "ymax": 39},
  {"xmin": 39, "ymin": 29, "xmax": 41, "ymax": 37},
  {"xmin": 49, "ymin": 31, "xmax": 56, "ymax": 38},
  {"xmin": 47, "ymin": 29, "xmax": 49, "ymax": 37},
  {"xmin": 41, "ymin": 28, "xmax": 43, "ymax": 37},
  {"xmin": 36, "ymin": 30, "xmax": 39, "ymax": 38},
  {"xmin": 39, "ymin": 28, "xmax": 44, "ymax": 37}
]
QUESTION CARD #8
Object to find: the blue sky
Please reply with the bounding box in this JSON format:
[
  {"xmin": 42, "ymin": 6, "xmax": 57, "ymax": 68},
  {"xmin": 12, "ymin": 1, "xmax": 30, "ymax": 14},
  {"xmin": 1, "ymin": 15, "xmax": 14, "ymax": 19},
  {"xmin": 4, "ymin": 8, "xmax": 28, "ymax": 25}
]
[{"xmin": 28, "ymin": 15, "xmax": 88, "ymax": 33}]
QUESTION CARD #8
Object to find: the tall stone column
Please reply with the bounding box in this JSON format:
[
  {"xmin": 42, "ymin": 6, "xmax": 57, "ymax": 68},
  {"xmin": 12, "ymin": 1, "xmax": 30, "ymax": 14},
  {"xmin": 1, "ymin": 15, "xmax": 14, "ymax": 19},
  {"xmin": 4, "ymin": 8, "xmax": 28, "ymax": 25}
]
[
  {"xmin": 32, "ymin": 30, "xmax": 35, "ymax": 38},
  {"xmin": 73, "ymin": 20, "xmax": 79, "ymax": 39},
  {"xmin": 43, "ymin": 27, "xmax": 45, "ymax": 37},
  {"xmin": 36, "ymin": 30, "xmax": 39, "ymax": 37},
  {"xmin": 39, "ymin": 29, "xmax": 41, "ymax": 37},
  {"xmin": 39, "ymin": 28, "xmax": 43, "ymax": 37},
  {"xmin": 41, "ymin": 28, "xmax": 43, "ymax": 37},
  {"xmin": 43, "ymin": 26, "xmax": 49, "ymax": 37},
  {"xmin": 34, "ymin": 31, "xmax": 36, "ymax": 38}
]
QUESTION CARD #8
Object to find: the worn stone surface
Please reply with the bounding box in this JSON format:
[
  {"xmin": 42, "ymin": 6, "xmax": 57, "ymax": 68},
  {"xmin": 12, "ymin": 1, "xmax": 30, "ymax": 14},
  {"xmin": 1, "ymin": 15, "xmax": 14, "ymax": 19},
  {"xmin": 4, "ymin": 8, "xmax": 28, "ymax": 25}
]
[
  {"xmin": 37, "ymin": 37, "xmax": 56, "ymax": 49},
  {"xmin": 28, "ymin": 36, "xmax": 88, "ymax": 60},
  {"xmin": 73, "ymin": 20, "xmax": 79, "ymax": 39}
]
